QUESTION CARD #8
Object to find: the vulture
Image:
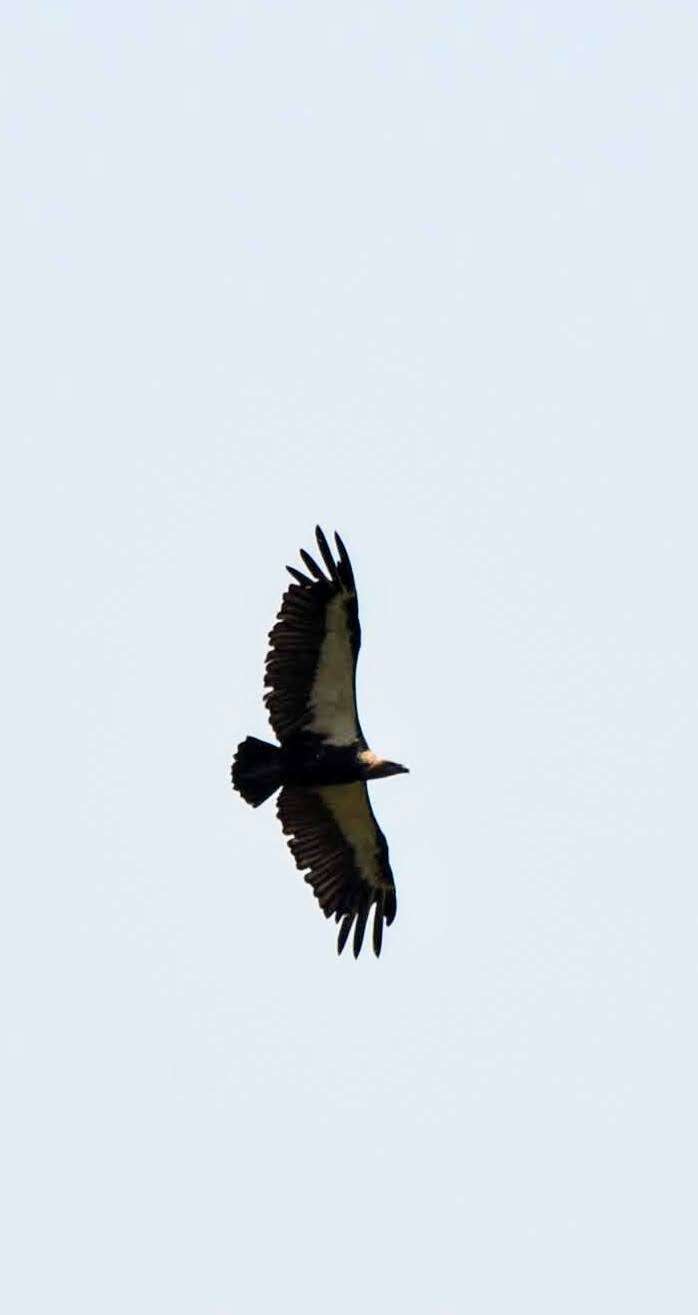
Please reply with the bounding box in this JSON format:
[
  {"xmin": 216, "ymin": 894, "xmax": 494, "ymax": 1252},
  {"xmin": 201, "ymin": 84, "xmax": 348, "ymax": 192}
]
[{"xmin": 231, "ymin": 526, "xmax": 408, "ymax": 958}]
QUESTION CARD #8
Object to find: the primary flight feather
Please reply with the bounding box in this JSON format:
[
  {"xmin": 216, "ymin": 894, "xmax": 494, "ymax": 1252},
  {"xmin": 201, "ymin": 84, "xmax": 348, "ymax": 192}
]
[{"xmin": 231, "ymin": 526, "xmax": 408, "ymax": 958}]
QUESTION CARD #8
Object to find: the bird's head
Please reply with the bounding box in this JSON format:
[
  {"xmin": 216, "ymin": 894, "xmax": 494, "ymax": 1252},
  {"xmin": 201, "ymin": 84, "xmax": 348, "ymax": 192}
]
[{"xmin": 358, "ymin": 750, "xmax": 409, "ymax": 780}]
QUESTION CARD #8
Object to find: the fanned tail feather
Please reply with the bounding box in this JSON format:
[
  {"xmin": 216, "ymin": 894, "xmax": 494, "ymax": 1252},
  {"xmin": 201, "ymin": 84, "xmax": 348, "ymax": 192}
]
[{"xmin": 231, "ymin": 736, "xmax": 282, "ymax": 807}]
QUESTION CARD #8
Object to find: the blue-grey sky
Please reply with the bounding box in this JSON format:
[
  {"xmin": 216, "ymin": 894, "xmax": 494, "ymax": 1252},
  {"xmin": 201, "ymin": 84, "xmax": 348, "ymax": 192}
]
[{"xmin": 4, "ymin": 3, "xmax": 697, "ymax": 1312}]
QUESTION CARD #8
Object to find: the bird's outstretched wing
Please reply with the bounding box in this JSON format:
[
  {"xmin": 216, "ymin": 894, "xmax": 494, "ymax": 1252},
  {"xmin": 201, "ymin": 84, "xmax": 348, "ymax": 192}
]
[
  {"xmin": 277, "ymin": 782, "xmax": 397, "ymax": 957},
  {"xmin": 264, "ymin": 526, "xmax": 363, "ymax": 746}
]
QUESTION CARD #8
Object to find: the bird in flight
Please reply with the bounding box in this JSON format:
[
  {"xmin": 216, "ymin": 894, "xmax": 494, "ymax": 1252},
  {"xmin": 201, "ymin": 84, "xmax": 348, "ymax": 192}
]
[{"xmin": 231, "ymin": 526, "xmax": 408, "ymax": 958}]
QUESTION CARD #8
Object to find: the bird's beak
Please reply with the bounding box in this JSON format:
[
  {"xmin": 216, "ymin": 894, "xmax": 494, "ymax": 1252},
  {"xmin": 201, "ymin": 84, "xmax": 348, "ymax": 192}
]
[{"xmin": 359, "ymin": 752, "xmax": 410, "ymax": 780}]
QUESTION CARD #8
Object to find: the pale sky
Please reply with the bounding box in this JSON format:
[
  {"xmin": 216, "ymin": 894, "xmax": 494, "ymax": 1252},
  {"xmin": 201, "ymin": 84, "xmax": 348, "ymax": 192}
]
[{"xmin": 3, "ymin": 3, "xmax": 697, "ymax": 1312}]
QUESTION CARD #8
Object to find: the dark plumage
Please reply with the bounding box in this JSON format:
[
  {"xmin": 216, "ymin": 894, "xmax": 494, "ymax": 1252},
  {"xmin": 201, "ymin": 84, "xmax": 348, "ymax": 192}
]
[{"xmin": 231, "ymin": 526, "xmax": 408, "ymax": 957}]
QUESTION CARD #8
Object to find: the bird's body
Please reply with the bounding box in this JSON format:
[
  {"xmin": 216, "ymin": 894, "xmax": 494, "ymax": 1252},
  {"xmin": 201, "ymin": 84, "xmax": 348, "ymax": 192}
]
[
  {"xmin": 277, "ymin": 740, "xmax": 406, "ymax": 789},
  {"xmin": 231, "ymin": 526, "xmax": 408, "ymax": 957}
]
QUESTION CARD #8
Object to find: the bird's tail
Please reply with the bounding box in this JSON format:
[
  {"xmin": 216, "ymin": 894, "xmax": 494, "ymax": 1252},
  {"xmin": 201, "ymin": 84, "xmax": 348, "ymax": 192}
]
[{"xmin": 231, "ymin": 736, "xmax": 283, "ymax": 807}]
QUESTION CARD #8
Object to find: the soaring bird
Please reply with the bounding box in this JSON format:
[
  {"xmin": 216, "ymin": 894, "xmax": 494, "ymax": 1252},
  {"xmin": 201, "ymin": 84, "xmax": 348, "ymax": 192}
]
[{"xmin": 231, "ymin": 526, "xmax": 408, "ymax": 958}]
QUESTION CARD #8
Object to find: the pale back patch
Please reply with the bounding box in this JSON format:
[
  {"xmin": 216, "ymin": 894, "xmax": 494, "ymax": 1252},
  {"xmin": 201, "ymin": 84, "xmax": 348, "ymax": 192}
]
[
  {"xmin": 307, "ymin": 593, "xmax": 359, "ymax": 745},
  {"xmin": 316, "ymin": 783, "xmax": 385, "ymax": 890}
]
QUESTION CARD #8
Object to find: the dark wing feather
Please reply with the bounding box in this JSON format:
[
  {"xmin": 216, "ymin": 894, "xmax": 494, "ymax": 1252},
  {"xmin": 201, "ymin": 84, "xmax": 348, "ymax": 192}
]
[
  {"xmin": 265, "ymin": 527, "xmax": 363, "ymax": 745},
  {"xmin": 314, "ymin": 526, "xmax": 341, "ymax": 583},
  {"xmin": 277, "ymin": 782, "xmax": 397, "ymax": 958}
]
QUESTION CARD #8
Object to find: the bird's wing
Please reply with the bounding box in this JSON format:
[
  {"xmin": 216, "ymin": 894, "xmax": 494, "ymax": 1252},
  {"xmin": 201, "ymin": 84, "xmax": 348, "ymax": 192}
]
[
  {"xmin": 264, "ymin": 526, "xmax": 364, "ymax": 746},
  {"xmin": 277, "ymin": 781, "xmax": 397, "ymax": 958}
]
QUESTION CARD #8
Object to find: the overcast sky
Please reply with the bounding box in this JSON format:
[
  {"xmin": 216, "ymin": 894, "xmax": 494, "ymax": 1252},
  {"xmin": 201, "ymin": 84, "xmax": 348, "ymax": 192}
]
[{"xmin": 3, "ymin": 2, "xmax": 697, "ymax": 1312}]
